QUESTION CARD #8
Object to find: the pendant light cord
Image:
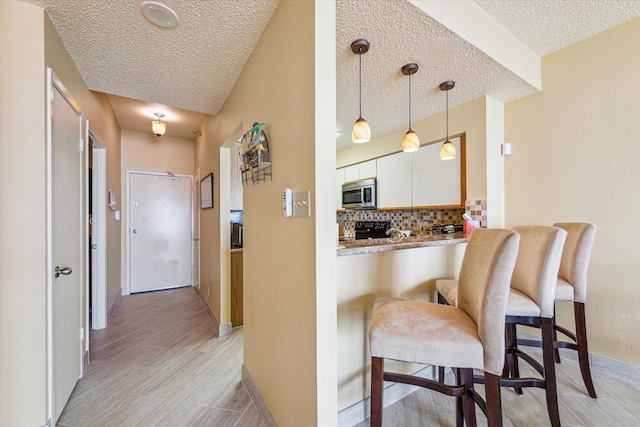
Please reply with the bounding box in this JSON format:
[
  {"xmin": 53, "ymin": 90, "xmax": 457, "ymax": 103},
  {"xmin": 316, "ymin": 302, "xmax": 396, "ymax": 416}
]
[
  {"xmin": 359, "ymin": 50, "xmax": 363, "ymax": 118},
  {"xmin": 445, "ymin": 88, "xmax": 449, "ymax": 140},
  {"xmin": 408, "ymin": 72, "xmax": 412, "ymax": 130}
]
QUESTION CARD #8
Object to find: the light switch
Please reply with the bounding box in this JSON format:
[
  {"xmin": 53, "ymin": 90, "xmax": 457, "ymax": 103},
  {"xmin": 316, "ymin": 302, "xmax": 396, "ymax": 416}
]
[{"xmin": 293, "ymin": 190, "xmax": 311, "ymax": 217}]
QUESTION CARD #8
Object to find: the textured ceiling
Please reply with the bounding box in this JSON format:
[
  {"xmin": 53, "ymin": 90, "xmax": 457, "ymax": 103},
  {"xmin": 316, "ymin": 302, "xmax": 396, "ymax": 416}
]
[{"xmin": 21, "ymin": 0, "xmax": 640, "ymax": 145}]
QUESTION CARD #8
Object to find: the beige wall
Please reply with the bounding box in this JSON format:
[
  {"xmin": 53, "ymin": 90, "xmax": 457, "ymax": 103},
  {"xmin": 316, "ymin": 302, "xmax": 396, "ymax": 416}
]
[
  {"xmin": 0, "ymin": 2, "xmax": 122, "ymax": 424},
  {"xmin": 0, "ymin": 2, "xmax": 48, "ymax": 424},
  {"xmin": 195, "ymin": 1, "xmax": 337, "ymax": 424},
  {"xmin": 504, "ymin": 18, "xmax": 640, "ymax": 366},
  {"xmin": 120, "ymin": 129, "xmax": 195, "ymax": 295},
  {"xmin": 44, "ymin": 13, "xmax": 123, "ymax": 313}
]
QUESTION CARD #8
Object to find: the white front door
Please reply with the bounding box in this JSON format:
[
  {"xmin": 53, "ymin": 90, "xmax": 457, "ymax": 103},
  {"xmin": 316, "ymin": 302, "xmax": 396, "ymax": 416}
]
[
  {"xmin": 48, "ymin": 70, "xmax": 83, "ymax": 422},
  {"xmin": 129, "ymin": 172, "xmax": 193, "ymax": 293}
]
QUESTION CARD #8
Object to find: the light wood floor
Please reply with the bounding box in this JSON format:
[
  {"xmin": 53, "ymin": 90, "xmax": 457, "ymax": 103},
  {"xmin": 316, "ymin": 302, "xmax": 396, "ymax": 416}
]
[
  {"xmin": 354, "ymin": 348, "xmax": 640, "ymax": 427},
  {"xmin": 58, "ymin": 286, "xmax": 267, "ymax": 427},
  {"xmin": 59, "ymin": 287, "xmax": 640, "ymax": 426}
]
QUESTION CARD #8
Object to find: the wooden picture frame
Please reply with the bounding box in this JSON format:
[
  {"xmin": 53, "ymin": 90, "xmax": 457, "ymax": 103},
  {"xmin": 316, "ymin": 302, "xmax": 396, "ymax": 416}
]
[{"xmin": 200, "ymin": 173, "xmax": 213, "ymax": 209}]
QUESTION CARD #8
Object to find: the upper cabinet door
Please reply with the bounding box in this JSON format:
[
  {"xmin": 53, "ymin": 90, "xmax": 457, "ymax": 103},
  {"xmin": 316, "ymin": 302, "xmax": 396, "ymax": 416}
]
[
  {"xmin": 377, "ymin": 151, "xmax": 412, "ymax": 209},
  {"xmin": 412, "ymin": 137, "xmax": 461, "ymax": 207},
  {"xmin": 344, "ymin": 159, "xmax": 377, "ymax": 183}
]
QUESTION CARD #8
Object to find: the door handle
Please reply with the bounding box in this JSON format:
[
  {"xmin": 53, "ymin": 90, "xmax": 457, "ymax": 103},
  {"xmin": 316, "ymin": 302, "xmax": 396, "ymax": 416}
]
[
  {"xmin": 132, "ymin": 229, "xmax": 138, "ymax": 234},
  {"xmin": 55, "ymin": 266, "xmax": 72, "ymax": 278}
]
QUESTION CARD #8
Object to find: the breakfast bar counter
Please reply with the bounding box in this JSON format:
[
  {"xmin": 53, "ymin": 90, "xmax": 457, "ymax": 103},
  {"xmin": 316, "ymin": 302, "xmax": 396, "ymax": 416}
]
[
  {"xmin": 337, "ymin": 233, "xmax": 467, "ymax": 256},
  {"xmin": 337, "ymin": 234, "xmax": 468, "ymax": 418}
]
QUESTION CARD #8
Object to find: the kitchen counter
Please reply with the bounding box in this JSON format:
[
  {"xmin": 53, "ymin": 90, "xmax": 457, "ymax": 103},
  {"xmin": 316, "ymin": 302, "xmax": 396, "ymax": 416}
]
[
  {"xmin": 337, "ymin": 233, "xmax": 467, "ymax": 256},
  {"xmin": 230, "ymin": 248, "xmax": 243, "ymax": 253}
]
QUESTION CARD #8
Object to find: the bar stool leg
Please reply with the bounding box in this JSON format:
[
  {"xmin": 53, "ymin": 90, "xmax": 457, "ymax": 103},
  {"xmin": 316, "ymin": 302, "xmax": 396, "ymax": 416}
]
[
  {"xmin": 370, "ymin": 357, "xmax": 384, "ymax": 427},
  {"xmin": 485, "ymin": 372, "xmax": 503, "ymax": 427},
  {"xmin": 541, "ymin": 318, "xmax": 561, "ymax": 427},
  {"xmin": 575, "ymin": 302, "xmax": 597, "ymax": 398}
]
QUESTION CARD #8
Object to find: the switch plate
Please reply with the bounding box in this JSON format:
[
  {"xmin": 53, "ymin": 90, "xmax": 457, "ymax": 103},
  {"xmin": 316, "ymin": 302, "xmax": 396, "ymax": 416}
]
[{"xmin": 293, "ymin": 190, "xmax": 311, "ymax": 217}]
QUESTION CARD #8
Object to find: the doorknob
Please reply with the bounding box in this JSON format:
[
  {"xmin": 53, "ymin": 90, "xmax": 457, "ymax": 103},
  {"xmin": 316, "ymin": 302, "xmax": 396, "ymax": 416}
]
[
  {"xmin": 55, "ymin": 266, "xmax": 72, "ymax": 278},
  {"xmin": 132, "ymin": 229, "xmax": 138, "ymax": 234}
]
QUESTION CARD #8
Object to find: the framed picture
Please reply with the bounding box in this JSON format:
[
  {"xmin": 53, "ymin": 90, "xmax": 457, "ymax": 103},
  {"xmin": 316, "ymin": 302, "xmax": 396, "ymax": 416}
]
[{"xmin": 200, "ymin": 173, "xmax": 213, "ymax": 209}]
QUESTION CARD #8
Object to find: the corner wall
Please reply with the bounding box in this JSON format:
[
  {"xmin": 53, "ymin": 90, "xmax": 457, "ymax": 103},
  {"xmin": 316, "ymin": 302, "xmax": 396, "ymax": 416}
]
[
  {"xmin": 195, "ymin": 1, "xmax": 337, "ymax": 424},
  {"xmin": 504, "ymin": 17, "xmax": 640, "ymax": 365}
]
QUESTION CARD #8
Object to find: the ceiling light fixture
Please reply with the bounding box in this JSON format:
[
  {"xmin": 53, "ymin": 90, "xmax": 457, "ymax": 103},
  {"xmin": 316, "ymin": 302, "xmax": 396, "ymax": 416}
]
[
  {"xmin": 351, "ymin": 39, "xmax": 371, "ymax": 144},
  {"xmin": 152, "ymin": 112, "xmax": 167, "ymax": 137},
  {"xmin": 141, "ymin": 1, "xmax": 179, "ymax": 29},
  {"xmin": 439, "ymin": 81, "xmax": 456, "ymax": 160},
  {"xmin": 401, "ymin": 63, "xmax": 420, "ymax": 153}
]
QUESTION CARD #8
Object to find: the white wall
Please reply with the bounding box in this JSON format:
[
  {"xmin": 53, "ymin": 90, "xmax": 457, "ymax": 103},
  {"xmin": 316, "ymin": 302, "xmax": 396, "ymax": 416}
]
[{"xmin": 504, "ymin": 17, "xmax": 640, "ymax": 365}]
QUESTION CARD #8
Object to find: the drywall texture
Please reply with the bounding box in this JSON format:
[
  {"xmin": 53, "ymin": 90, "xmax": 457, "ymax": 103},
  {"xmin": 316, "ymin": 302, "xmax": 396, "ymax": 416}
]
[
  {"xmin": 0, "ymin": 3, "xmax": 48, "ymax": 424},
  {"xmin": 504, "ymin": 17, "xmax": 640, "ymax": 366},
  {"xmin": 196, "ymin": 1, "xmax": 326, "ymax": 425}
]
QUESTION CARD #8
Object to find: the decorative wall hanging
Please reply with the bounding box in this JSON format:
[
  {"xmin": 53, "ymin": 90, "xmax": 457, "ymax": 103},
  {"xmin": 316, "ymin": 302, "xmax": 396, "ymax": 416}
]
[
  {"xmin": 200, "ymin": 172, "xmax": 213, "ymax": 209},
  {"xmin": 239, "ymin": 122, "xmax": 271, "ymax": 185}
]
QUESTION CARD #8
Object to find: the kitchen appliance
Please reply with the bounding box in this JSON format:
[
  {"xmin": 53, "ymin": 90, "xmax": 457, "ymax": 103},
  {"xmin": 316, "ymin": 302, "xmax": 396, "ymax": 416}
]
[
  {"xmin": 355, "ymin": 221, "xmax": 390, "ymax": 240},
  {"xmin": 342, "ymin": 178, "xmax": 376, "ymax": 209},
  {"xmin": 231, "ymin": 222, "xmax": 243, "ymax": 248}
]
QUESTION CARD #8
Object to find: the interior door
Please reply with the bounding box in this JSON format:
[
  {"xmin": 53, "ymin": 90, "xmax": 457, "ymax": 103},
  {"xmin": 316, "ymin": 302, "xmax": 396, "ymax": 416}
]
[
  {"xmin": 49, "ymin": 70, "xmax": 83, "ymax": 422},
  {"xmin": 129, "ymin": 173, "xmax": 193, "ymax": 293}
]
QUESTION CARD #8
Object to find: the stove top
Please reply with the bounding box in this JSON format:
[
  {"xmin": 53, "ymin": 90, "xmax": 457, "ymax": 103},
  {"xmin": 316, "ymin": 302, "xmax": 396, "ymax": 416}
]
[{"xmin": 355, "ymin": 221, "xmax": 390, "ymax": 240}]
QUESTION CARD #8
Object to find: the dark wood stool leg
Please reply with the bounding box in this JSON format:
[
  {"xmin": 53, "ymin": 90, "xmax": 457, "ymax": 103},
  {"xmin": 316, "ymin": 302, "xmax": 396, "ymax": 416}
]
[
  {"xmin": 463, "ymin": 368, "xmax": 477, "ymax": 427},
  {"xmin": 552, "ymin": 307, "xmax": 561, "ymax": 363},
  {"xmin": 438, "ymin": 365, "xmax": 446, "ymax": 383},
  {"xmin": 575, "ymin": 302, "xmax": 597, "ymax": 398},
  {"xmin": 505, "ymin": 322, "xmax": 523, "ymax": 394},
  {"xmin": 484, "ymin": 372, "xmax": 503, "ymax": 427},
  {"xmin": 541, "ymin": 317, "xmax": 561, "ymax": 427},
  {"xmin": 455, "ymin": 368, "xmax": 464, "ymax": 427},
  {"xmin": 370, "ymin": 357, "xmax": 384, "ymax": 427}
]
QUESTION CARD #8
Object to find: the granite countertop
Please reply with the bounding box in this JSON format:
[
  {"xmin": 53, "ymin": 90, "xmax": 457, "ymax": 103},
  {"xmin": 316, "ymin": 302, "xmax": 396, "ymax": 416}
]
[{"xmin": 336, "ymin": 233, "xmax": 467, "ymax": 257}]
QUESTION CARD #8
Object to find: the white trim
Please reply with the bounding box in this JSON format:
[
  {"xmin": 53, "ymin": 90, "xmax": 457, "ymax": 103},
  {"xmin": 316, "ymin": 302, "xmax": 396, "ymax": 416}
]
[
  {"xmin": 125, "ymin": 169, "xmax": 194, "ymax": 295},
  {"xmin": 219, "ymin": 322, "xmax": 233, "ymax": 337},
  {"xmin": 89, "ymin": 133, "xmax": 108, "ymax": 329}
]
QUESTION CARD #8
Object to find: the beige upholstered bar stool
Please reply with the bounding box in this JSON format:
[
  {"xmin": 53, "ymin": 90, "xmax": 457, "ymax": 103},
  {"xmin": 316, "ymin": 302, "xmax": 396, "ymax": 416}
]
[
  {"xmin": 437, "ymin": 226, "xmax": 566, "ymax": 427},
  {"xmin": 369, "ymin": 228, "xmax": 520, "ymax": 427},
  {"xmin": 518, "ymin": 222, "xmax": 597, "ymax": 398}
]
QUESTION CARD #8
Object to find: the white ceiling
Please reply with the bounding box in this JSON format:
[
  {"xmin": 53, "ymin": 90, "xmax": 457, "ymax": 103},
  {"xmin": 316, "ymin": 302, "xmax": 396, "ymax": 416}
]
[{"xmin": 22, "ymin": 0, "xmax": 640, "ymax": 146}]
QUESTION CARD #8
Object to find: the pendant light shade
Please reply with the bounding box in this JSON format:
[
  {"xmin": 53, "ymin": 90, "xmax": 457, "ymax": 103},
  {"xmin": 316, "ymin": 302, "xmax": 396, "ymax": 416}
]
[
  {"xmin": 439, "ymin": 81, "xmax": 456, "ymax": 160},
  {"xmin": 401, "ymin": 63, "xmax": 419, "ymax": 152},
  {"xmin": 152, "ymin": 112, "xmax": 167, "ymax": 137},
  {"xmin": 351, "ymin": 39, "xmax": 370, "ymax": 144}
]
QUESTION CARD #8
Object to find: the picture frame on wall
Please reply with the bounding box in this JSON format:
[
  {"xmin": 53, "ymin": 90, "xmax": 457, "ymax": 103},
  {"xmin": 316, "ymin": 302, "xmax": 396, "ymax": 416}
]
[{"xmin": 200, "ymin": 173, "xmax": 213, "ymax": 209}]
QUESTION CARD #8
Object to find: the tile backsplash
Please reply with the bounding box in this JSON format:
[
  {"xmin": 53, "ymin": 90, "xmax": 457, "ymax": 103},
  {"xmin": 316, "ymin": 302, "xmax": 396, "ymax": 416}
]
[{"xmin": 337, "ymin": 200, "xmax": 487, "ymax": 234}]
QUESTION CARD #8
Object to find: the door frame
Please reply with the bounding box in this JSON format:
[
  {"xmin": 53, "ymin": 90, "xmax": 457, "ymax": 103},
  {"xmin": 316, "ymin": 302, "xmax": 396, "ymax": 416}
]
[
  {"xmin": 124, "ymin": 170, "xmax": 194, "ymax": 295},
  {"xmin": 87, "ymin": 130, "xmax": 108, "ymax": 329},
  {"xmin": 46, "ymin": 68, "xmax": 85, "ymax": 422}
]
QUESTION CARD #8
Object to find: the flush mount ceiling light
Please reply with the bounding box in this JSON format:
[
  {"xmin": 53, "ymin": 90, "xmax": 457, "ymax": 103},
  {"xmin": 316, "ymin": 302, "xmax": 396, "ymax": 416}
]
[
  {"xmin": 401, "ymin": 63, "xmax": 420, "ymax": 153},
  {"xmin": 141, "ymin": 1, "xmax": 179, "ymax": 29},
  {"xmin": 151, "ymin": 112, "xmax": 167, "ymax": 137},
  {"xmin": 351, "ymin": 39, "xmax": 371, "ymax": 144},
  {"xmin": 439, "ymin": 81, "xmax": 456, "ymax": 160}
]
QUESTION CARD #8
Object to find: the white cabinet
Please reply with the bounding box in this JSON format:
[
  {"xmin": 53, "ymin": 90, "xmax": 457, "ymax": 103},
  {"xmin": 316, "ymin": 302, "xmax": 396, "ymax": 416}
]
[
  {"xmin": 336, "ymin": 168, "xmax": 345, "ymax": 210},
  {"xmin": 376, "ymin": 151, "xmax": 412, "ymax": 208},
  {"xmin": 411, "ymin": 137, "xmax": 461, "ymax": 207},
  {"xmin": 344, "ymin": 159, "xmax": 376, "ymax": 183}
]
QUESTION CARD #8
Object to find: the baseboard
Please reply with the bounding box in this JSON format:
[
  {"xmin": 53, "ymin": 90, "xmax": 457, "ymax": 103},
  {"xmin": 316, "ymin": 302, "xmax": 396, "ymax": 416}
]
[
  {"xmin": 106, "ymin": 288, "xmax": 122, "ymax": 324},
  {"xmin": 219, "ymin": 322, "xmax": 232, "ymax": 337},
  {"xmin": 517, "ymin": 330, "xmax": 640, "ymax": 385},
  {"xmin": 242, "ymin": 365, "xmax": 279, "ymax": 427},
  {"xmin": 194, "ymin": 286, "xmax": 221, "ymax": 332},
  {"xmin": 338, "ymin": 365, "xmax": 436, "ymax": 427}
]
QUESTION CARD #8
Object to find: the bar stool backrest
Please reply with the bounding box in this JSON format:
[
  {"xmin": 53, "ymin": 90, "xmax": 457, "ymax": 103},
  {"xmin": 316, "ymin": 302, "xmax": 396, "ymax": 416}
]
[{"xmin": 553, "ymin": 223, "xmax": 596, "ymax": 303}]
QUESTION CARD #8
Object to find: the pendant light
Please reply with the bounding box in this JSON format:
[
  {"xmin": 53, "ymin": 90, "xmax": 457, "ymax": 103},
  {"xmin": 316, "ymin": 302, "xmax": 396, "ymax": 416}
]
[
  {"xmin": 439, "ymin": 81, "xmax": 456, "ymax": 160},
  {"xmin": 401, "ymin": 63, "xmax": 420, "ymax": 152},
  {"xmin": 151, "ymin": 112, "xmax": 167, "ymax": 137},
  {"xmin": 351, "ymin": 39, "xmax": 371, "ymax": 144}
]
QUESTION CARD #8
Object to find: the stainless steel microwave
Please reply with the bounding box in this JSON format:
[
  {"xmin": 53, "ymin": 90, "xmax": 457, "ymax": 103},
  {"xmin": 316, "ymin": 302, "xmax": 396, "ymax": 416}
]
[{"xmin": 342, "ymin": 178, "xmax": 376, "ymax": 209}]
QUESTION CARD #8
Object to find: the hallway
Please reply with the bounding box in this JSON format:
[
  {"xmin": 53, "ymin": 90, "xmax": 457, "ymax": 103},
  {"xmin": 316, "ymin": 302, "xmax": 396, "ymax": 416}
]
[{"xmin": 58, "ymin": 287, "xmax": 266, "ymax": 426}]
